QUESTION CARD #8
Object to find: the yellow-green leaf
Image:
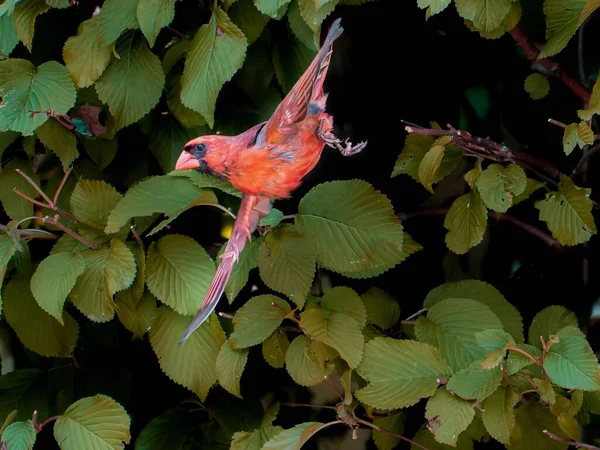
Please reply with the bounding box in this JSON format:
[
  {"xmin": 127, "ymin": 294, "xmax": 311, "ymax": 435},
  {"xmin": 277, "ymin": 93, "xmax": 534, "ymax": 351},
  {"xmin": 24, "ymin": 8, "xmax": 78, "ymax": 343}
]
[
  {"xmin": 425, "ymin": 388, "xmax": 475, "ymax": 446},
  {"xmin": 97, "ymin": 0, "xmax": 140, "ymax": 45},
  {"xmin": 321, "ymin": 286, "xmax": 367, "ymax": 329},
  {"xmin": 70, "ymin": 179, "xmax": 123, "ymax": 230},
  {"xmin": 285, "ymin": 335, "xmax": 332, "ymax": 387},
  {"xmin": 35, "ymin": 118, "xmax": 79, "ymax": 170},
  {"xmin": 444, "ymin": 191, "xmax": 488, "ymax": 254},
  {"xmin": 116, "ymin": 290, "xmax": 158, "ymax": 339},
  {"xmin": 539, "ymin": 0, "xmax": 587, "ymax": 59},
  {"xmin": 524, "ymin": 73, "xmax": 550, "ymax": 100},
  {"xmin": 578, "ymin": 72, "xmax": 600, "ymax": 120},
  {"xmin": 482, "ymin": 384, "xmax": 520, "ymax": 445},
  {"xmin": 577, "ymin": 120, "xmax": 594, "ymax": 145},
  {"xmin": 454, "ymin": 0, "xmax": 512, "ymax": 32},
  {"xmin": 216, "ymin": 339, "xmax": 249, "ymax": 398},
  {"xmin": 13, "ymin": 0, "xmax": 49, "ymax": 51},
  {"xmin": 1, "ymin": 420, "xmax": 36, "ymax": 450},
  {"xmin": 418, "ymin": 144, "xmax": 446, "ymax": 193},
  {"xmin": 137, "ymin": 0, "xmax": 175, "ymax": 47},
  {"xmin": 230, "ymin": 295, "xmax": 291, "ymax": 348},
  {"xmin": 476, "ymin": 163, "xmax": 527, "ymax": 213},
  {"xmin": 262, "ymin": 329, "xmax": 289, "ymax": 369}
]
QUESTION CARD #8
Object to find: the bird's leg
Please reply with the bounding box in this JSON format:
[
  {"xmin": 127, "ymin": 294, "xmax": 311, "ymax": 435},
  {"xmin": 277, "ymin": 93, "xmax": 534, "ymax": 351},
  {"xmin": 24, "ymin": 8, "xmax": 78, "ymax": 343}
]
[{"xmin": 317, "ymin": 118, "xmax": 367, "ymax": 156}]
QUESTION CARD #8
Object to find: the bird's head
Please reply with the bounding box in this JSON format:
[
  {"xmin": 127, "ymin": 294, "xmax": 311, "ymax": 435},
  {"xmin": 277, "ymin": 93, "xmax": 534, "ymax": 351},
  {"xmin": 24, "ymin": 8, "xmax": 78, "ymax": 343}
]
[{"xmin": 175, "ymin": 135, "xmax": 230, "ymax": 174}]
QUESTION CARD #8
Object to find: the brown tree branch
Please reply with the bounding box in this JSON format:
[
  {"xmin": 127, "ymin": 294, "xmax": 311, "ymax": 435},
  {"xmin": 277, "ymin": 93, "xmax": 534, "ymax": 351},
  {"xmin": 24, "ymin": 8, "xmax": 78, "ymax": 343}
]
[
  {"xmin": 508, "ymin": 27, "xmax": 591, "ymax": 103},
  {"xmin": 542, "ymin": 430, "xmax": 600, "ymax": 450},
  {"xmin": 42, "ymin": 215, "xmax": 97, "ymax": 249},
  {"xmin": 356, "ymin": 418, "xmax": 430, "ymax": 450}
]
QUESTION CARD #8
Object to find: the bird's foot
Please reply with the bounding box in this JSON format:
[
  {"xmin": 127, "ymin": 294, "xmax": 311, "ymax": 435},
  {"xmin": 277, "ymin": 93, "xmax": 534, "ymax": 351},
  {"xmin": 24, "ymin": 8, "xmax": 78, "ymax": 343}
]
[
  {"xmin": 220, "ymin": 250, "xmax": 240, "ymax": 264},
  {"xmin": 318, "ymin": 126, "xmax": 367, "ymax": 156}
]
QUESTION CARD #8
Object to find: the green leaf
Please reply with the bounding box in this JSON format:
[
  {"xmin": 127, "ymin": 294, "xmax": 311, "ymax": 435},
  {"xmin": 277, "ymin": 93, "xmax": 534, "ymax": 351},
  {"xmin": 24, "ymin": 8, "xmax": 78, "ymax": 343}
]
[
  {"xmin": 134, "ymin": 408, "xmax": 206, "ymax": 450},
  {"xmin": 0, "ymin": 369, "xmax": 48, "ymax": 423},
  {"xmin": 578, "ymin": 75, "xmax": 600, "ymax": 120},
  {"xmin": 539, "ymin": 0, "xmax": 587, "ymax": 58},
  {"xmin": 97, "ymin": 0, "xmax": 140, "ymax": 45},
  {"xmin": 258, "ymin": 226, "xmax": 315, "ymax": 308},
  {"xmin": 528, "ymin": 305, "xmax": 578, "ymax": 347},
  {"xmin": 35, "ymin": 118, "xmax": 79, "ymax": 170},
  {"xmin": 418, "ymin": 144, "xmax": 446, "ymax": 193},
  {"xmin": 300, "ymin": 308, "xmax": 364, "ymax": 368},
  {"xmin": 115, "ymin": 241, "xmax": 145, "ymax": 308},
  {"xmin": 70, "ymin": 179, "xmax": 123, "ymax": 230},
  {"xmin": 298, "ymin": 0, "xmax": 337, "ymax": 33},
  {"xmin": 83, "ymin": 137, "xmax": 118, "ymax": 170},
  {"xmin": 411, "ymin": 429, "xmax": 474, "ymax": 450},
  {"xmin": 69, "ymin": 239, "xmax": 136, "ymax": 322},
  {"xmin": 506, "ymin": 343, "xmax": 542, "ymax": 375},
  {"xmin": 260, "ymin": 208, "xmax": 284, "ymax": 228},
  {"xmin": 0, "ymin": 14, "xmax": 19, "ymax": 59},
  {"xmin": 454, "ymin": 0, "xmax": 512, "ymax": 32},
  {"xmin": 447, "ymin": 366, "xmax": 502, "ymax": 402},
  {"xmin": 513, "ymin": 178, "xmax": 546, "ymax": 205},
  {"xmin": 475, "ymin": 329, "xmax": 515, "ymax": 351},
  {"xmin": 557, "ymin": 412, "xmax": 580, "ymax": 441},
  {"xmin": 105, "ymin": 176, "xmax": 202, "ymax": 233},
  {"xmin": 180, "ymin": 7, "xmax": 247, "ymax": 128},
  {"xmin": 285, "ymin": 335, "xmax": 332, "ymax": 386},
  {"xmin": 54, "ymin": 395, "xmax": 131, "ymax": 450},
  {"xmin": 169, "ymin": 170, "xmax": 242, "ymax": 197},
  {"xmin": 13, "ymin": 0, "xmax": 50, "ymax": 51},
  {"xmin": 361, "ymin": 287, "xmax": 400, "ymax": 329},
  {"xmin": 30, "ymin": 252, "xmax": 86, "ymax": 323},
  {"xmin": 373, "ymin": 413, "xmax": 406, "ymax": 450},
  {"xmin": 95, "ymin": 31, "xmax": 164, "ymax": 132},
  {"xmin": 254, "ymin": 0, "xmax": 291, "ymax": 17},
  {"xmin": 0, "ymin": 0, "xmax": 19, "ymax": 17},
  {"xmin": 444, "ymin": 191, "xmax": 488, "ymax": 254},
  {"xmin": 63, "ymin": 16, "xmax": 112, "ymax": 88},
  {"xmin": 355, "ymin": 338, "xmax": 453, "ymax": 409},
  {"xmin": 150, "ymin": 308, "xmax": 226, "ymax": 400},
  {"xmin": 1, "ymin": 420, "xmax": 36, "ymax": 450},
  {"xmin": 0, "ymin": 59, "xmax": 76, "ymax": 135},
  {"xmin": 46, "ymin": 0, "xmax": 71, "ymax": 8},
  {"xmin": 230, "ymin": 295, "xmax": 291, "ymax": 348},
  {"xmin": 509, "ymin": 403, "xmax": 568, "ymax": 450},
  {"xmin": 272, "ymin": 26, "xmax": 316, "ymax": 93},
  {"xmin": 4, "ymin": 276, "xmax": 79, "ymax": 357},
  {"xmin": 425, "ymin": 388, "xmax": 475, "ymax": 446},
  {"xmin": 425, "ymin": 280, "xmax": 524, "ymax": 344},
  {"xmin": 476, "ymin": 163, "xmax": 526, "ymax": 213},
  {"xmin": 321, "ymin": 286, "xmax": 367, "ymax": 329},
  {"xmin": 288, "ymin": 0, "xmax": 317, "ymax": 50},
  {"xmin": 225, "ymin": 236, "xmax": 260, "ymax": 303},
  {"xmin": 524, "ymin": 73, "xmax": 550, "ymax": 100},
  {"xmin": 415, "ymin": 298, "xmax": 504, "ymax": 371},
  {"xmin": 0, "ymin": 160, "xmax": 39, "ymax": 222},
  {"xmin": 532, "ymin": 377, "xmax": 556, "ymax": 405},
  {"xmin": 482, "ymin": 384, "xmax": 520, "ymax": 445},
  {"xmin": 261, "ymin": 421, "xmax": 331, "ymax": 450},
  {"xmin": 262, "ymin": 329, "xmax": 290, "ymax": 369},
  {"xmin": 229, "ymin": 0, "xmax": 269, "ymax": 43},
  {"xmin": 417, "ymin": 0, "xmax": 451, "ymax": 15},
  {"xmin": 297, "ymin": 180, "xmax": 405, "ymax": 277},
  {"xmin": 165, "ymin": 74, "xmax": 206, "ymax": 128},
  {"xmin": 0, "ymin": 234, "xmax": 17, "ymax": 310},
  {"xmin": 116, "ymin": 290, "xmax": 158, "ymax": 339},
  {"xmin": 137, "ymin": 0, "xmax": 175, "ymax": 47},
  {"xmin": 543, "ymin": 334, "xmax": 600, "ymax": 390},
  {"xmin": 577, "ymin": 120, "xmax": 594, "ymax": 146},
  {"xmin": 145, "ymin": 234, "xmax": 215, "ymax": 316},
  {"xmin": 561, "ymin": 122, "xmax": 579, "ymax": 155},
  {"xmin": 216, "ymin": 339, "xmax": 249, "ymax": 398}
]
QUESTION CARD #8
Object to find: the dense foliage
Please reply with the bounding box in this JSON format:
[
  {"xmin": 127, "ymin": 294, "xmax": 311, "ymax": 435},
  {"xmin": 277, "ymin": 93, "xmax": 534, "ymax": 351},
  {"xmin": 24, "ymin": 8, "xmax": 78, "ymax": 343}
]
[{"xmin": 0, "ymin": 0, "xmax": 600, "ymax": 449}]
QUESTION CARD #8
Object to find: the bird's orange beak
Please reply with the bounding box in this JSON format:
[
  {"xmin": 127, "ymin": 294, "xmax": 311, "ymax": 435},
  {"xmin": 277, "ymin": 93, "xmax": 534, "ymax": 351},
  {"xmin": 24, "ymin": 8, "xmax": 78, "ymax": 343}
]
[{"xmin": 175, "ymin": 151, "xmax": 200, "ymax": 171}]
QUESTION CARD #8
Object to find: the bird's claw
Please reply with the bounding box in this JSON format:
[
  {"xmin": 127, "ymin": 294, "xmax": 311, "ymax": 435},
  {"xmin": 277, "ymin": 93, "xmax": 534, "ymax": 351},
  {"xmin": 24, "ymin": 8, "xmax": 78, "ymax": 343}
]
[
  {"xmin": 220, "ymin": 250, "xmax": 240, "ymax": 264},
  {"xmin": 318, "ymin": 127, "xmax": 367, "ymax": 156}
]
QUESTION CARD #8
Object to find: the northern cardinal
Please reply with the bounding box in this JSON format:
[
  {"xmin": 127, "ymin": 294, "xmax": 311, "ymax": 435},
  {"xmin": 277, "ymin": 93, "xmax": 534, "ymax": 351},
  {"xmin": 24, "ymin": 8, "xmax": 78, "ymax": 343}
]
[{"xmin": 174, "ymin": 18, "xmax": 366, "ymax": 345}]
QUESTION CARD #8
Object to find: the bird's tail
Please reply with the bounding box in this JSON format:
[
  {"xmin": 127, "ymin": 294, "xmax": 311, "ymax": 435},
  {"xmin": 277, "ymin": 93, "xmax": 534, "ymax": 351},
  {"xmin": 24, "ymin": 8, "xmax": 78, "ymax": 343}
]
[
  {"xmin": 178, "ymin": 194, "xmax": 270, "ymax": 345},
  {"xmin": 311, "ymin": 18, "xmax": 344, "ymax": 102}
]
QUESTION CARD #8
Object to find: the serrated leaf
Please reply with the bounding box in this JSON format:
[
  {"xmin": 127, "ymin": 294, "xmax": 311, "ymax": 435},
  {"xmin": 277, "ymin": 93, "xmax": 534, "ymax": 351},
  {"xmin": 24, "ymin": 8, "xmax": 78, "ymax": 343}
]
[
  {"xmin": 254, "ymin": 0, "xmax": 291, "ymax": 17},
  {"xmin": 539, "ymin": 0, "xmax": 587, "ymax": 59},
  {"xmin": 54, "ymin": 395, "xmax": 130, "ymax": 450},
  {"xmin": 4, "ymin": 276, "xmax": 79, "ymax": 357},
  {"xmin": 116, "ymin": 290, "xmax": 158, "ymax": 339},
  {"xmin": 98, "ymin": 0, "xmax": 140, "ymax": 45},
  {"xmin": 533, "ymin": 377, "xmax": 556, "ymax": 405},
  {"xmin": 417, "ymin": 0, "xmax": 451, "ymax": 15},
  {"xmin": 134, "ymin": 407, "xmax": 206, "ymax": 450},
  {"xmin": 425, "ymin": 280, "xmax": 524, "ymax": 344},
  {"xmin": 0, "ymin": 160, "xmax": 39, "ymax": 222},
  {"xmin": 578, "ymin": 74, "xmax": 600, "ymax": 120},
  {"xmin": 258, "ymin": 226, "xmax": 315, "ymax": 308},
  {"xmin": 361, "ymin": 287, "xmax": 400, "ymax": 330},
  {"xmin": 447, "ymin": 366, "xmax": 502, "ymax": 402},
  {"xmin": 536, "ymin": 174, "xmax": 597, "ymax": 245},
  {"xmin": 216, "ymin": 339, "xmax": 249, "ymax": 398},
  {"xmin": 444, "ymin": 191, "xmax": 488, "ymax": 254},
  {"xmin": 418, "ymin": 144, "xmax": 446, "ymax": 193},
  {"xmin": 166, "ymin": 74, "xmax": 206, "ymax": 128},
  {"xmin": 83, "ymin": 137, "xmax": 117, "ymax": 170},
  {"xmin": 115, "ymin": 241, "xmax": 145, "ymax": 308},
  {"xmin": 528, "ymin": 305, "xmax": 578, "ymax": 347},
  {"xmin": 13, "ymin": 0, "xmax": 50, "ymax": 51},
  {"xmin": 561, "ymin": 123, "xmax": 579, "ymax": 155},
  {"xmin": 514, "ymin": 178, "xmax": 546, "ymax": 205},
  {"xmin": 355, "ymin": 338, "xmax": 453, "ymax": 409},
  {"xmin": 46, "ymin": 0, "xmax": 70, "ymax": 8},
  {"xmin": 285, "ymin": 335, "xmax": 331, "ymax": 386},
  {"xmin": 262, "ymin": 329, "xmax": 289, "ymax": 369},
  {"xmin": 482, "ymin": 384, "xmax": 519, "ymax": 445},
  {"xmin": 261, "ymin": 421, "xmax": 331, "ymax": 450},
  {"xmin": 320, "ymin": 286, "xmax": 367, "ymax": 329},
  {"xmin": 288, "ymin": 0, "xmax": 317, "ymax": 50},
  {"xmin": 35, "ymin": 118, "xmax": 79, "ymax": 170},
  {"xmin": 230, "ymin": 295, "xmax": 291, "ymax": 348},
  {"xmin": 0, "ymin": 0, "xmax": 19, "ymax": 17},
  {"xmin": 506, "ymin": 343, "xmax": 542, "ymax": 375},
  {"xmin": 557, "ymin": 412, "xmax": 580, "ymax": 441},
  {"xmin": 150, "ymin": 308, "xmax": 226, "ymax": 400},
  {"xmin": 169, "ymin": 170, "xmax": 242, "ymax": 197},
  {"xmin": 180, "ymin": 7, "xmax": 247, "ymax": 128},
  {"xmin": 70, "ymin": 179, "xmax": 123, "ymax": 230},
  {"xmin": 297, "ymin": 180, "xmax": 405, "ymax": 277},
  {"xmin": 0, "ymin": 369, "xmax": 48, "ymax": 423},
  {"xmin": 69, "ymin": 239, "xmax": 136, "ymax": 322},
  {"xmin": 475, "ymin": 329, "xmax": 515, "ymax": 351},
  {"xmin": 476, "ymin": 163, "xmax": 526, "ymax": 213},
  {"xmin": 509, "ymin": 403, "xmax": 568, "ymax": 450},
  {"xmin": 96, "ymin": 31, "xmax": 164, "ymax": 131},
  {"xmin": 0, "ymin": 14, "xmax": 19, "ymax": 59},
  {"xmin": 229, "ymin": 0, "xmax": 269, "ymax": 43},
  {"xmin": 30, "ymin": 252, "xmax": 86, "ymax": 323},
  {"xmin": 145, "ymin": 234, "xmax": 215, "ymax": 316},
  {"xmin": 454, "ymin": 0, "xmax": 511, "ymax": 31},
  {"xmin": 63, "ymin": 16, "xmax": 112, "ymax": 89},
  {"xmin": 1, "ymin": 420, "xmax": 36, "ymax": 450},
  {"xmin": 543, "ymin": 334, "xmax": 600, "ymax": 390},
  {"xmin": 0, "ymin": 59, "xmax": 76, "ymax": 135},
  {"xmin": 524, "ymin": 73, "xmax": 550, "ymax": 100},
  {"xmin": 137, "ymin": 0, "xmax": 175, "ymax": 47},
  {"xmin": 577, "ymin": 120, "xmax": 594, "ymax": 145},
  {"xmin": 415, "ymin": 298, "xmax": 504, "ymax": 371},
  {"xmin": 373, "ymin": 413, "xmax": 406, "ymax": 450},
  {"xmin": 298, "ymin": 0, "xmax": 337, "ymax": 33},
  {"xmin": 260, "ymin": 208, "xmax": 284, "ymax": 228},
  {"xmin": 300, "ymin": 308, "xmax": 364, "ymax": 368},
  {"xmin": 425, "ymin": 388, "xmax": 475, "ymax": 446}
]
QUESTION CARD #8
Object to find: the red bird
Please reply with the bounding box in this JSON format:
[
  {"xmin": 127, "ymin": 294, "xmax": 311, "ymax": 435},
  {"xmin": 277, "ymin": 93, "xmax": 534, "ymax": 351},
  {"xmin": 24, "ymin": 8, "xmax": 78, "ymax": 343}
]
[{"xmin": 174, "ymin": 18, "xmax": 366, "ymax": 345}]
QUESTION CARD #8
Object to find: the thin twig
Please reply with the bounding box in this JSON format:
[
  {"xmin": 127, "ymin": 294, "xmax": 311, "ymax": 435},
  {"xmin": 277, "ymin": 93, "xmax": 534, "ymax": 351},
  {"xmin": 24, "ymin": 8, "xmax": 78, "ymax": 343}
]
[
  {"xmin": 53, "ymin": 169, "xmax": 71, "ymax": 206},
  {"xmin": 195, "ymin": 203, "xmax": 236, "ymax": 220},
  {"xmin": 573, "ymin": 142, "xmax": 600, "ymax": 176},
  {"xmin": 543, "ymin": 430, "xmax": 600, "ymax": 450},
  {"xmin": 167, "ymin": 26, "xmax": 187, "ymax": 41},
  {"xmin": 402, "ymin": 308, "xmax": 428, "ymax": 323},
  {"xmin": 356, "ymin": 418, "xmax": 431, "ymax": 450},
  {"xmin": 35, "ymin": 415, "xmax": 59, "ymax": 433},
  {"xmin": 0, "ymin": 224, "xmax": 56, "ymax": 240},
  {"xmin": 43, "ymin": 216, "xmax": 97, "ymax": 249},
  {"xmin": 130, "ymin": 225, "xmax": 143, "ymax": 245},
  {"xmin": 279, "ymin": 402, "xmax": 336, "ymax": 410},
  {"xmin": 280, "ymin": 215, "xmax": 296, "ymax": 222},
  {"xmin": 506, "ymin": 345, "xmax": 541, "ymax": 366},
  {"xmin": 13, "ymin": 189, "xmax": 48, "ymax": 208},
  {"xmin": 16, "ymin": 169, "xmax": 53, "ymax": 205},
  {"xmin": 217, "ymin": 312, "xmax": 234, "ymax": 320},
  {"xmin": 548, "ymin": 118, "xmax": 567, "ymax": 129}
]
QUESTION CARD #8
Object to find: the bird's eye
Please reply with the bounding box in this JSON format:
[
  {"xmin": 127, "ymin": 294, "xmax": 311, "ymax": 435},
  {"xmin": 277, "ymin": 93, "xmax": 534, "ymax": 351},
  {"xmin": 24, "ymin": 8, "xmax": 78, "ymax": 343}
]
[{"xmin": 196, "ymin": 143, "xmax": 206, "ymax": 152}]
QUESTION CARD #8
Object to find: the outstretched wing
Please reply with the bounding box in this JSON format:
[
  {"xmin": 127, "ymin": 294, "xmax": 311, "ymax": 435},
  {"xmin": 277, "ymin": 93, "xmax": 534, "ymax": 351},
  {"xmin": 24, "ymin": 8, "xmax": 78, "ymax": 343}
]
[{"xmin": 256, "ymin": 18, "xmax": 343, "ymax": 147}]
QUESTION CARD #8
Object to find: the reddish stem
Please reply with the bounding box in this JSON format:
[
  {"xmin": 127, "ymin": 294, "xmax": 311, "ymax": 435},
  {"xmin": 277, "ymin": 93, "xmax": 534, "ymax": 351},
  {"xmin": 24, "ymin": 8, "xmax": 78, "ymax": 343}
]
[{"xmin": 36, "ymin": 416, "xmax": 58, "ymax": 433}]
